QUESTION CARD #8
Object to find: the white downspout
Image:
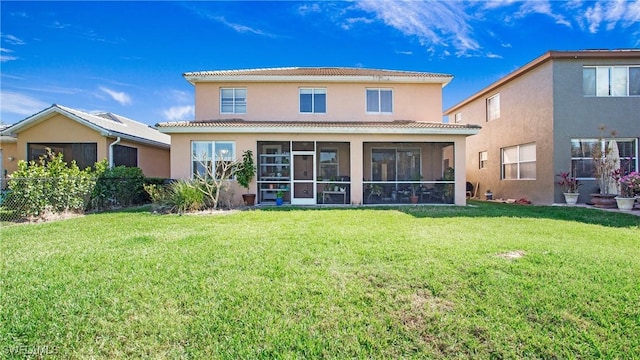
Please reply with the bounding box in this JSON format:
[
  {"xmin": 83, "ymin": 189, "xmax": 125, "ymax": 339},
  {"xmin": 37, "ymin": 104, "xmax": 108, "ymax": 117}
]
[{"xmin": 108, "ymin": 137, "xmax": 121, "ymax": 168}]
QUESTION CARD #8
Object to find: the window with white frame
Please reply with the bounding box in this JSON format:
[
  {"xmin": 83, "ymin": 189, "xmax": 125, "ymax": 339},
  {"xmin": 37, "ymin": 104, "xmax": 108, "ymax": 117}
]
[
  {"xmin": 454, "ymin": 112, "xmax": 462, "ymax": 123},
  {"xmin": 300, "ymin": 88, "xmax": 326, "ymax": 113},
  {"xmin": 571, "ymin": 138, "xmax": 638, "ymax": 178},
  {"xmin": 192, "ymin": 141, "xmax": 236, "ymax": 179},
  {"xmin": 479, "ymin": 151, "xmax": 488, "ymax": 169},
  {"xmin": 583, "ymin": 66, "xmax": 640, "ymax": 96},
  {"xmin": 487, "ymin": 93, "xmax": 500, "ymax": 121},
  {"xmin": 502, "ymin": 143, "xmax": 536, "ymax": 180},
  {"xmin": 366, "ymin": 88, "xmax": 393, "ymax": 113},
  {"xmin": 220, "ymin": 88, "xmax": 247, "ymax": 114}
]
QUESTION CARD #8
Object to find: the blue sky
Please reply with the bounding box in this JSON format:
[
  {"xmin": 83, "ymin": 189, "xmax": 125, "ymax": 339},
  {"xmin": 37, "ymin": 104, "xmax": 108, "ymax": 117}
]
[{"xmin": 1, "ymin": 1, "xmax": 639, "ymax": 126}]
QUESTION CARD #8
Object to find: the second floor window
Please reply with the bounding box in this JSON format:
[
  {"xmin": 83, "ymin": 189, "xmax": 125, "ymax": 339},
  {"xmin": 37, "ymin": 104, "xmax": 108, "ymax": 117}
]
[
  {"xmin": 300, "ymin": 88, "xmax": 326, "ymax": 113},
  {"xmin": 366, "ymin": 89, "xmax": 393, "ymax": 113},
  {"xmin": 220, "ymin": 88, "xmax": 246, "ymax": 114},
  {"xmin": 487, "ymin": 93, "xmax": 500, "ymax": 121},
  {"xmin": 583, "ymin": 66, "xmax": 640, "ymax": 96}
]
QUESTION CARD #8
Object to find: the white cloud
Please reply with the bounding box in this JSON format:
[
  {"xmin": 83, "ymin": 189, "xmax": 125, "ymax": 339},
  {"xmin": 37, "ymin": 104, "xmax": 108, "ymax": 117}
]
[
  {"xmin": 99, "ymin": 87, "xmax": 132, "ymax": 106},
  {"xmin": 0, "ymin": 34, "xmax": 25, "ymax": 45},
  {"xmin": 0, "ymin": 48, "xmax": 17, "ymax": 62},
  {"xmin": 298, "ymin": 3, "xmax": 321, "ymax": 15},
  {"xmin": 163, "ymin": 105, "xmax": 194, "ymax": 121},
  {"xmin": 0, "ymin": 91, "xmax": 48, "ymax": 116},
  {"xmin": 582, "ymin": 0, "xmax": 640, "ymax": 33},
  {"xmin": 354, "ymin": 0, "xmax": 480, "ymax": 55}
]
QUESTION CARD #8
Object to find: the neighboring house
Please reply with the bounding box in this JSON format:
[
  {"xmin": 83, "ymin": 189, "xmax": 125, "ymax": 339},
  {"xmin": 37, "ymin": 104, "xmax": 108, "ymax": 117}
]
[
  {"xmin": 1, "ymin": 124, "xmax": 18, "ymax": 178},
  {"xmin": 0, "ymin": 104, "xmax": 171, "ymax": 178},
  {"xmin": 157, "ymin": 67, "xmax": 480, "ymax": 206},
  {"xmin": 444, "ymin": 50, "xmax": 640, "ymax": 204}
]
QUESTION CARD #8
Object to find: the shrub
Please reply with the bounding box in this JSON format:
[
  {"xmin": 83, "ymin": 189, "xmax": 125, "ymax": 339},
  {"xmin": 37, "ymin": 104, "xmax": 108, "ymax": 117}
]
[
  {"xmin": 4, "ymin": 150, "xmax": 96, "ymax": 220},
  {"xmin": 169, "ymin": 180, "xmax": 206, "ymax": 213},
  {"xmin": 90, "ymin": 162, "xmax": 146, "ymax": 210}
]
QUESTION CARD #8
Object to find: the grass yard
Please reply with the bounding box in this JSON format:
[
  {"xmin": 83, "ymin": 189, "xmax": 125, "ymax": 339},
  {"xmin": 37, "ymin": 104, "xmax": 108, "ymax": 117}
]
[{"xmin": 1, "ymin": 202, "xmax": 639, "ymax": 358}]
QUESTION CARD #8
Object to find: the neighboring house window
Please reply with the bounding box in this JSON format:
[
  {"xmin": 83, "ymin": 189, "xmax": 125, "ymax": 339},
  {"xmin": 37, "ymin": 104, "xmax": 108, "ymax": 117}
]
[
  {"xmin": 319, "ymin": 148, "xmax": 338, "ymax": 179},
  {"xmin": 487, "ymin": 94, "xmax": 500, "ymax": 121},
  {"xmin": 192, "ymin": 141, "xmax": 236, "ymax": 179},
  {"xmin": 454, "ymin": 112, "xmax": 462, "ymax": 123},
  {"xmin": 220, "ymin": 88, "xmax": 247, "ymax": 114},
  {"xmin": 502, "ymin": 143, "xmax": 536, "ymax": 180},
  {"xmin": 300, "ymin": 88, "xmax": 326, "ymax": 113},
  {"xmin": 366, "ymin": 89, "xmax": 393, "ymax": 113},
  {"xmin": 479, "ymin": 151, "xmax": 488, "ymax": 169},
  {"xmin": 583, "ymin": 66, "xmax": 640, "ymax": 96},
  {"xmin": 113, "ymin": 144, "xmax": 138, "ymax": 167},
  {"xmin": 571, "ymin": 138, "xmax": 638, "ymax": 179},
  {"xmin": 27, "ymin": 143, "xmax": 97, "ymax": 170}
]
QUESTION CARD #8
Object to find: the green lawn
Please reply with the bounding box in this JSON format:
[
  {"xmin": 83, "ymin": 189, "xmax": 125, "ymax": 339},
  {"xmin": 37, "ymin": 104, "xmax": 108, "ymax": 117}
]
[{"xmin": 1, "ymin": 202, "xmax": 639, "ymax": 358}]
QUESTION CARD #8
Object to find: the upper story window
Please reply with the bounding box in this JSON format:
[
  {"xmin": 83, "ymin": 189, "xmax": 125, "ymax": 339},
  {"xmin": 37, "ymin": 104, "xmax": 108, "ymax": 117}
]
[
  {"xmin": 300, "ymin": 88, "xmax": 326, "ymax": 113},
  {"xmin": 487, "ymin": 93, "xmax": 500, "ymax": 121},
  {"xmin": 220, "ymin": 88, "xmax": 246, "ymax": 114},
  {"xmin": 502, "ymin": 143, "xmax": 536, "ymax": 180},
  {"xmin": 366, "ymin": 88, "xmax": 393, "ymax": 114},
  {"xmin": 454, "ymin": 112, "xmax": 462, "ymax": 123},
  {"xmin": 583, "ymin": 66, "xmax": 640, "ymax": 96}
]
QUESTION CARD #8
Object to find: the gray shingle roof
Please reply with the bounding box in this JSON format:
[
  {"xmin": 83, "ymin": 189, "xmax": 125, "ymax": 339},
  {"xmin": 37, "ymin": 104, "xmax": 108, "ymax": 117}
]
[{"xmin": 2, "ymin": 105, "xmax": 170, "ymax": 148}]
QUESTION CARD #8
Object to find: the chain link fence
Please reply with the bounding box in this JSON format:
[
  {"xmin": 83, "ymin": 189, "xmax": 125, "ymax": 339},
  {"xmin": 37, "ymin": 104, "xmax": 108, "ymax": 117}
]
[{"xmin": 0, "ymin": 177, "xmax": 153, "ymax": 223}]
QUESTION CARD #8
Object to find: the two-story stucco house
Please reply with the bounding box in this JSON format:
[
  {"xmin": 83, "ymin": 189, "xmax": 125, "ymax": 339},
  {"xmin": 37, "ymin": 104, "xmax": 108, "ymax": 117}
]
[
  {"xmin": 445, "ymin": 50, "xmax": 640, "ymax": 205},
  {"xmin": 157, "ymin": 67, "xmax": 480, "ymax": 206},
  {"xmin": 1, "ymin": 104, "xmax": 171, "ymax": 178}
]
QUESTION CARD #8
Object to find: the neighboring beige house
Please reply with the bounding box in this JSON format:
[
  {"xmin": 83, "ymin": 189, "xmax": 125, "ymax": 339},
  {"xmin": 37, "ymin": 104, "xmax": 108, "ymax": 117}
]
[
  {"xmin": 0, "ymin": 104, "xmax": 171, "ymax": 178},
  {"xmin": 157, "ymin": 67, "xmax": 480, "ymax": 206},
  {"xmin": 445, "ymin": 50, "xmax": 640, "ymax": 204},
  {"xmin": 0, "ymin": 125, "xmax": 18, "ymax": 177}
]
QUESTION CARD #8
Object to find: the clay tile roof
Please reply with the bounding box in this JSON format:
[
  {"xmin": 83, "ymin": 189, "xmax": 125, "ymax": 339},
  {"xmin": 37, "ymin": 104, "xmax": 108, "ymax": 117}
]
[
  {"xmin": 184, "ymin": 67, "xmax": 451, "ymax": 78},
  {"xmin": 183, "ymin": 67, "xmax": 453, "ymax": 85},
  {"xmin": 156, "ymin": 119, "xmax": 480, "ymax": 135}
]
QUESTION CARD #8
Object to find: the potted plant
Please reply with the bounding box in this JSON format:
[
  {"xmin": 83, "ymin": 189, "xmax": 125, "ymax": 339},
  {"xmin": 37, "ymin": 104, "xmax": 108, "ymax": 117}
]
[
  {"xmin": 556, "ymin": 171, "xmax": 580, "ymax": 205},
  {"xmin": 235, "ymin": 150, "xmax": 256, "ymax": 206},
  {"xmin": 614, "ymin": 171, "xmax": 640, "ymax": 211},
  {"xmin": 275, "ymin": 190, "xmax": 284, "ymax": 206}
]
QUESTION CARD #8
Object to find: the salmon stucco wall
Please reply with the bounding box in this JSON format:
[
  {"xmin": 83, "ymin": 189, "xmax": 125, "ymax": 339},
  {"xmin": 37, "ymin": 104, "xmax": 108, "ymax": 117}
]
[
  {"xmin": 194, "ymin": 82, "xmax": 444, "ymax": 123},
  {"xmin": 116, "ymin": 139, "xmax": 170, "ymax": 178}
]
